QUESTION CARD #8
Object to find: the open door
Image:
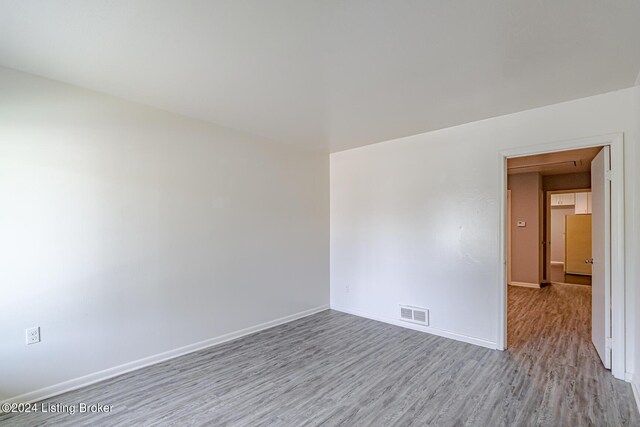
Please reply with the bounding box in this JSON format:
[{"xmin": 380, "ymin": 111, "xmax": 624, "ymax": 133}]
[{"xmin": 591, "ymin": 146, "xmax": 611, "ymax": 369}]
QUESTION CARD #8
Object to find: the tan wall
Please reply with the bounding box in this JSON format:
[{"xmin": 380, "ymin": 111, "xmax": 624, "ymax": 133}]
[
  {"xmin": 508, "ymin": 173, "xmax": 542, "ymax": 285},
  {"xmin": 543, "ymin": 172, "xmax": 591, "ymax": 191}
]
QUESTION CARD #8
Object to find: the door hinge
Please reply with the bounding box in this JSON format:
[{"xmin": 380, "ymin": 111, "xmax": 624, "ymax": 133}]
[
  {"xmin": 605, "ymin": 170, "xmax": 613, "ymax": 181},
  {"xmin": 606, "ymin": 337, "xmax": 613, "ymax": 350}
]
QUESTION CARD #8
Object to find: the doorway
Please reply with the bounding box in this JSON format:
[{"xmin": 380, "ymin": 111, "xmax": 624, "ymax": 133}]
[
  {"xmin": 499, "ymin": 134, "xmax": 625, "ymax": 380},
  {"xmin": 547, "ymin": 189, "xmax": 593, "ymax": 286}
]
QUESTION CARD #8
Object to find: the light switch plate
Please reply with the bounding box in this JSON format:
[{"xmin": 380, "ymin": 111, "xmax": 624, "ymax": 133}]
[{"xmin": 517, "ymin": 220, "xmax": 526, "ymax": 227}]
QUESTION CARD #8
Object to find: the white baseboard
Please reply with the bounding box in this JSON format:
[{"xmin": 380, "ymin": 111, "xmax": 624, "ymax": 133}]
[
  {"xmin": 331, "ymin": 305, "xmax": 497, "ymax": 350},
  {"xmin": 509, "ymin": 281, "xmax": 541, "ymax": 288},
  {"xmin": 2, "ymin": 304, "xmax": 329, "ymax": 405}
]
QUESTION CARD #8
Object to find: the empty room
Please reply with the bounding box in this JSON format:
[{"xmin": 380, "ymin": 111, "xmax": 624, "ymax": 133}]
[{"xmin": 1, "ymin": 2, "xmax": 640, "ymax": 426}]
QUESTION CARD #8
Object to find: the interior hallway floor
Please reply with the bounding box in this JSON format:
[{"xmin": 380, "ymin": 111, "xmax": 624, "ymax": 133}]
[
  {"xmin": 550, "ymin": 263, "xmax": 592, "ymax": 286},
  {"xmin": 1, "ymin": 285, "xmax": 637, "ymax": 426}
]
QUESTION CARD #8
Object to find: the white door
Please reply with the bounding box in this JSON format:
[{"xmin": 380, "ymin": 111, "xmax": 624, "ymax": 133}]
[{"xmin": 591, "ymin": 146, "xmax": 611, "ymax": 368}]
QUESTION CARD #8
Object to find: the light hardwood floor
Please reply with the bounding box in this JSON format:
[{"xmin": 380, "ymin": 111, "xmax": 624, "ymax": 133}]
[{"xmin": 1, "ymin": 284, "xmax": 637, "ymax": 426}]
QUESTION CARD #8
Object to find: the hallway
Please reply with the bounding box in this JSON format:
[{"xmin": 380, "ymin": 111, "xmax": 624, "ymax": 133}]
[{"xmin": 550, "ymin": 263, "xmax": 592, "ymax": 286}]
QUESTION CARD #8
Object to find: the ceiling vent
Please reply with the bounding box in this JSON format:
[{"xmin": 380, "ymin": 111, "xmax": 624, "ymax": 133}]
[{"xmin": 399, "ymin": 305, "xmax": 429, "ymax": 326}]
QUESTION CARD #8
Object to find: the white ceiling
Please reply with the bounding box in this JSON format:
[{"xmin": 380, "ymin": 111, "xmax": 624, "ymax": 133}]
[{"xmin": 1, "ymin": 1, "xmax": 639, "ymax": 152}]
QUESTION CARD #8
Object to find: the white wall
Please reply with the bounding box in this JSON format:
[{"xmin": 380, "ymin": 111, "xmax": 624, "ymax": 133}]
[
  {"xmin": 331, "ymin": 86, "xmax": 639, "ymax": 376},
  {"xmin": 0, "ymin": 67, "xmax": 329, "ymax": 402}
]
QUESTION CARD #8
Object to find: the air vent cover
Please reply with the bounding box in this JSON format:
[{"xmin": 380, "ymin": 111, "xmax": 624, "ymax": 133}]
[
  {"xmin": 400, "ymin": 307, "xmax": 413, "ymax": 320},
  {"xmin": 413, "ymin": 310, "xmax": 426, "ymax": 323},
  {"xmin": 399, "ymin": 305, "xmax": 429, "ymax": 326}
]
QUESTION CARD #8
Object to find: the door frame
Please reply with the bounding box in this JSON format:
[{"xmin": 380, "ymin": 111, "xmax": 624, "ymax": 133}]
[
  {"xmin": 507, "ymin": 190, "xmax": 511, "ymax": 285},
  {"xmin": 497, "ymin": 133, "xmax": 625, "ymax": 380}
]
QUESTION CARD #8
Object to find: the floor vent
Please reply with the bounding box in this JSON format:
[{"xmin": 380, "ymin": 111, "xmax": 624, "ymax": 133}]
[{"xmin": 399, "ymin": 305, "xmax": 429, "ymax": 326}]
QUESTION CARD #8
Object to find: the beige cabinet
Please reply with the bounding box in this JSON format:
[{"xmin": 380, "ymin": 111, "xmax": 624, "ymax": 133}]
[
  {"xmin": 574, "ymin": 192, "xmax": 592, "ymax": 214},
  {"xmin": 551, "ymin": 192, "xmax": 592, "ymax": 214},
  {"xmin": 551, "ymin": 193, "xmax": 575, "ymax": 206}
]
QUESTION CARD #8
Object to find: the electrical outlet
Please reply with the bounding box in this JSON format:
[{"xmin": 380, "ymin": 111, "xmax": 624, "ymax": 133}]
[{"xmin": 26, "ymin": 327, "xmax": 40, "ymax": 345}]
